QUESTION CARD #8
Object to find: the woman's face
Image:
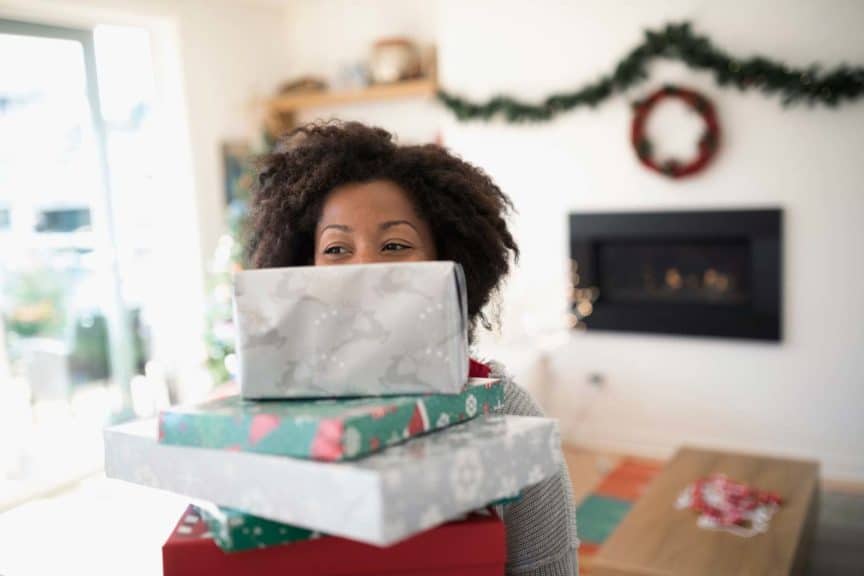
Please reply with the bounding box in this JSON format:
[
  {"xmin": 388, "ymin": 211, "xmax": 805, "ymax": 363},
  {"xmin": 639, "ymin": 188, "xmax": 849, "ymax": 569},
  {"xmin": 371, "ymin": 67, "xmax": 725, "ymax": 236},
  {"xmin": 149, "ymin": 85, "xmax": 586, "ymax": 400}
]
[{"xmin": 314, "ymin": 180, "xmax": 437, "ymax": 266}]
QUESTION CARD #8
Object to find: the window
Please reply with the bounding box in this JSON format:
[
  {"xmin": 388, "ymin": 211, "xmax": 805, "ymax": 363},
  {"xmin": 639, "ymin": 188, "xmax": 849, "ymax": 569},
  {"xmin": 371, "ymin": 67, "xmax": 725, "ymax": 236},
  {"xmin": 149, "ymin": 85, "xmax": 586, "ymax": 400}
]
[{"xmin": 0, "ymin": 19, "xmax": 174, "ymax": 506}]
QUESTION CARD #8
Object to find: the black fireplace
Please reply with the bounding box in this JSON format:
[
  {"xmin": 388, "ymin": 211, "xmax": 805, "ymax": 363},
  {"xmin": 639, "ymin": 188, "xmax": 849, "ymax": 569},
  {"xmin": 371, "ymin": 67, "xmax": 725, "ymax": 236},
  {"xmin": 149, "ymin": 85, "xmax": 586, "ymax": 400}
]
[{"xmin": 568, "ymin": 209, "xmax": 782, "ymax": 340}]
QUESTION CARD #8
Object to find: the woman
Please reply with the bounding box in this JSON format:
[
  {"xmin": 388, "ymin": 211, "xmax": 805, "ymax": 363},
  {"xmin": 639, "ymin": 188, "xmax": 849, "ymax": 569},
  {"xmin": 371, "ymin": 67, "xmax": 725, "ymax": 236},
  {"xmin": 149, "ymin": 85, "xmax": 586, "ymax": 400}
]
[{"xmin": 248, "ymin": 121, "xmax": 578, "ymax": 575}]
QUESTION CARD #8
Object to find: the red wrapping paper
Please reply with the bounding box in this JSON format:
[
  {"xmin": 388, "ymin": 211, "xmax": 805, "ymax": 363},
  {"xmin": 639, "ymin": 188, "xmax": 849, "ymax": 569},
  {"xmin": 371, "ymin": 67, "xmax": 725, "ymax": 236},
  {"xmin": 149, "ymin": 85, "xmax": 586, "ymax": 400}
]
[{"xmin": 163, "ymin": 505, "xmax": 505, "ymax": 576}]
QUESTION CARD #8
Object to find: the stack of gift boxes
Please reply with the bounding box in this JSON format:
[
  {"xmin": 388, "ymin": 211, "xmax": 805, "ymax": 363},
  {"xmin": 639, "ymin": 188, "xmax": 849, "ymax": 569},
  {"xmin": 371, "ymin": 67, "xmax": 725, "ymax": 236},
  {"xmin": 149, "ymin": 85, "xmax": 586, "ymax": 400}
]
[{"xmin": 104, "ymin": 262, "xmax": 562, "ymax": 575}]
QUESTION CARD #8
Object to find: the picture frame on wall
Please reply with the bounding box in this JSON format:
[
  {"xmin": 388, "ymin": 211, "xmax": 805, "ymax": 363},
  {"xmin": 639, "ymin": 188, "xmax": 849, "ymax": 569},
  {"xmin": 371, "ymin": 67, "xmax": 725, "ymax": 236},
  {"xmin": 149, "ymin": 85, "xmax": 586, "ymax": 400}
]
[{"xmin": 221, "ymin": 141, "xmax": 254, "ymax": 207}]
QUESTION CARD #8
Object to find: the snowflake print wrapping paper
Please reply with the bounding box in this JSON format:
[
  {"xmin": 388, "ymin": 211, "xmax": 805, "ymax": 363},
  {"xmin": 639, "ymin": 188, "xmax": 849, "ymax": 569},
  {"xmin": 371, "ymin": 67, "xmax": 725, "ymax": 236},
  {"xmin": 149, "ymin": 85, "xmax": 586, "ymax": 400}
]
[{"xmin": 105, "ymin": 415, "xmax": 559, "ymax": 545}]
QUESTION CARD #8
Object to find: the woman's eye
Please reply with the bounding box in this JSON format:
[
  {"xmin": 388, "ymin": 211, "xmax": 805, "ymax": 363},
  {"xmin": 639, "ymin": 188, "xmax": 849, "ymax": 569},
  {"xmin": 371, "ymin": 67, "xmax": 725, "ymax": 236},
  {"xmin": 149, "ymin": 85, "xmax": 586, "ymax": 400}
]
[
  {"xmin": 323, "ymin": 245, "xmax": 349, "ymax": 255},
  {"xmin": 383, "ymin": 242, "xmax": 410, "ymax": 252}
]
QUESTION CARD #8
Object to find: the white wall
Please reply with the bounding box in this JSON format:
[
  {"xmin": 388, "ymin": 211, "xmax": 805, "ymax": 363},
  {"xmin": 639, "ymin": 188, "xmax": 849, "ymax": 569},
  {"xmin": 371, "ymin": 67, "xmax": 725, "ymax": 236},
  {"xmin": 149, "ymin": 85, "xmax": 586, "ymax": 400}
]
[{"xmin": 437, "ymin": 0, "xmax": 864, "ymax": 481}]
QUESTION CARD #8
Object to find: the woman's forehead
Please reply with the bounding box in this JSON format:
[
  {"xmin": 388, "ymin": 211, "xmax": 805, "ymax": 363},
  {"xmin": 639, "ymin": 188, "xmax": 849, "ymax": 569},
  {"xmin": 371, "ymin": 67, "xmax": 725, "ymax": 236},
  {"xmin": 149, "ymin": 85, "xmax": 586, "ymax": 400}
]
[{"xmin": 317, "ymin": 180, "xmax": 422, "ymax": 229}]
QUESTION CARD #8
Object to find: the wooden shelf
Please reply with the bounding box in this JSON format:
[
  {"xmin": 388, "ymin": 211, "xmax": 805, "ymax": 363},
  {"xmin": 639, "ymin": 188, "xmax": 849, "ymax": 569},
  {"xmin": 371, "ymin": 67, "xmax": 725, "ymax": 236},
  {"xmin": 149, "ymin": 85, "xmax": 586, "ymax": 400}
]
[{"xmin": 268, "ymin": 77, "xmax": 438, "ymax": 112}]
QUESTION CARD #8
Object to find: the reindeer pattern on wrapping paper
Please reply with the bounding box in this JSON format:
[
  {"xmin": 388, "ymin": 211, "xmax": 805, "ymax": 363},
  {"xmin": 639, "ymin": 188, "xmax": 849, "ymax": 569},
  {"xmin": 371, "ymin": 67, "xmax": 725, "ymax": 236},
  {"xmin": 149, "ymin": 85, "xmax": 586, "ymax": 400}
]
[{"xmin": 234, "ymin": 263, "xmax": 466, "ymax": 397}]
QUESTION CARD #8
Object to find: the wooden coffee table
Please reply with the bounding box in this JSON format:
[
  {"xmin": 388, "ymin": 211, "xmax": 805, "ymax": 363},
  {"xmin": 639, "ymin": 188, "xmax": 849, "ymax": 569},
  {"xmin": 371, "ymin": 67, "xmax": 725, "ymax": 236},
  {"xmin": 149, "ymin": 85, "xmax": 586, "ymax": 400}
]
[{"xmin": 591, "ymin": 447, "xmax": 819, "ymax": 576}]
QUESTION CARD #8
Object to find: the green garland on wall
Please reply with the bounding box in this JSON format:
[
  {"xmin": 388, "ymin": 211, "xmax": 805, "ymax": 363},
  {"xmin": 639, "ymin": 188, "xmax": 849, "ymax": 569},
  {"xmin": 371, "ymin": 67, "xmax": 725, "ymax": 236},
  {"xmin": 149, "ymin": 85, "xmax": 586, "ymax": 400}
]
[{"xmin": 437, "ymin": 22, "xmax": 864, "ymax": 123}]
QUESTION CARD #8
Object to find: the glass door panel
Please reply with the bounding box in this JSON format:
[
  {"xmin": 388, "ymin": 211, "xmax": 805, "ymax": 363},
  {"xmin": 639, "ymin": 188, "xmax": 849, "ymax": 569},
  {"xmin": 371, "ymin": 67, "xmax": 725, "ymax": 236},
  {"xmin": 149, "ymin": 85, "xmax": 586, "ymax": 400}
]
[{"xmin": 0, "ymin": 20, "xmax": 137, "ymax": 506}]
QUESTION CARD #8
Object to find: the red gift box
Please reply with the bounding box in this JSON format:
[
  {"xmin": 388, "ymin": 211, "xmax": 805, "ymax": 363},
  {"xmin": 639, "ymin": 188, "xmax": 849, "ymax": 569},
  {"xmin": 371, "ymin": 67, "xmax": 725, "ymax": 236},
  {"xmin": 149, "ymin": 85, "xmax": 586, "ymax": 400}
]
[{"xmin": 163, "ymin": 505, "xmax": 505, "ymax": 576}]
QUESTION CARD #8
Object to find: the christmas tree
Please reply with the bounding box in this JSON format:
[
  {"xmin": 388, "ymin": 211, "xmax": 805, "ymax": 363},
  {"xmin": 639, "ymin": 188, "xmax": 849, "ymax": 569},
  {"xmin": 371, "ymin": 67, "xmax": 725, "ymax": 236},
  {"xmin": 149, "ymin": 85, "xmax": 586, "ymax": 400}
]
[{"xmin": 203, "ymin": 143, "xmax": 263, "ymax": 386}]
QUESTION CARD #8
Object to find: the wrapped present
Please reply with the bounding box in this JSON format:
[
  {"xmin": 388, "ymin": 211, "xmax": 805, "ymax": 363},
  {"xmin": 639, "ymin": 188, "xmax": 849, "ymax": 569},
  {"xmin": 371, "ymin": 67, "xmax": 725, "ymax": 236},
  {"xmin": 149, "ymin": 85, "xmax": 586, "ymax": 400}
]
[
  {"xmin": 233, "ymin": 261, "xmax": 469, "ymax": 399},
  {"xmin": 200, "ymin": 490, "xmax": 523, "ymax": 553},
  {"xmin": 106, "ymin": 415, "xmax": 561, "ymax": 545},
  {"xmin": 198, "ymin": 505, "xmax": 320, "ymax": 552},
  {"xmin": 164, "ymin": 505, "xmax": 505, "ymax": 576},
  {"xmin": 159, "ymin": 379, "xmax": 502, "ymax": 461}
]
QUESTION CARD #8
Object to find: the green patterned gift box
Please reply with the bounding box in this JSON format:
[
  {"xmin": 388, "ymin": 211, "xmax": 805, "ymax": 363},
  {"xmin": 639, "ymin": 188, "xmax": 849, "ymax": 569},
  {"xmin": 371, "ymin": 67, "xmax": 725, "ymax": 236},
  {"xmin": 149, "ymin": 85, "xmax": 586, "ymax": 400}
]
[
  {"xmin": 198, "ymin": 505, "xmax": 322, "ymax": 552},
  {"xmin": 198, "ymin": 494, "xmax": 521, "ymax": 553},
  {"xmin": 158, "ymin": 378, "xmax": 502, "ymax": 461}
]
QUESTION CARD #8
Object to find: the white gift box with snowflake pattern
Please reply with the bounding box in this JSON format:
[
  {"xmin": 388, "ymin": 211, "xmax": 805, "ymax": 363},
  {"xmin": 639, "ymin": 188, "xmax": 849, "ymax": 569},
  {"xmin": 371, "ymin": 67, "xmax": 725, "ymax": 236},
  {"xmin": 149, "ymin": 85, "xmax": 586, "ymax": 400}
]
[{"xmin": 104, "ymin": 415, "xmax": 559, "ymax": 546}]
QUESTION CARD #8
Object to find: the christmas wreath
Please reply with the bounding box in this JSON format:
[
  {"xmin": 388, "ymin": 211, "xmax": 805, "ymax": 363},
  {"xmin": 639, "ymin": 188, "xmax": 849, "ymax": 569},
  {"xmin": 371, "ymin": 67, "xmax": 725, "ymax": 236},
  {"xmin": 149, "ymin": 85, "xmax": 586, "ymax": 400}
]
[{"xmin": 631, "ymin": 85, "xmax": 719, "ymax": 179}]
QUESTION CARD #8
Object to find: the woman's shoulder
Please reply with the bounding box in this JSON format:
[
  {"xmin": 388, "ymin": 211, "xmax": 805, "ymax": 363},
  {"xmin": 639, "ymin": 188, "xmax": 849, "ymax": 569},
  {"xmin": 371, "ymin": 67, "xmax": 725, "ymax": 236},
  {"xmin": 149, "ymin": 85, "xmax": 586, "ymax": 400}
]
[
  {"xmin": 477, "ymin": 359, "xmax": 579, "ymax": 574},
  {"xmin": 478, "ymin": 358, "xmax": 546, "ymax": 418}
]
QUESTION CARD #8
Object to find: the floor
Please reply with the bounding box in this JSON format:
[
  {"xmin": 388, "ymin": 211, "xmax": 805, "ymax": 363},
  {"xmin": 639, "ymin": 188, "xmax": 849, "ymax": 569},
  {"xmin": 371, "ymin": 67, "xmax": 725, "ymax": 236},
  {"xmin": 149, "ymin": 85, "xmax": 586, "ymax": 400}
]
[
  {"xmin": 808, "ymin": 491, "xmax": 864, "ymax": 575},
  {"xmin": 0, "ymin": 475, "xmax": 188, "ymax": 576},
  {"xmin": 562, "ymin": 446, "xmax": 864, "ymax": 576}
]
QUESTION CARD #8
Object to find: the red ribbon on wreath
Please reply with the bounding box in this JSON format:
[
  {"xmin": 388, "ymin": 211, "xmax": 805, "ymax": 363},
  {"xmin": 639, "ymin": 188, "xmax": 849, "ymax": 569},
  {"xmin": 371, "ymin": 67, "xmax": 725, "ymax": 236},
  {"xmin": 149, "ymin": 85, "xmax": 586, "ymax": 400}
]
[{"xmin": 631, "ymin": 85, "xmax": 720, "ymax": 179}]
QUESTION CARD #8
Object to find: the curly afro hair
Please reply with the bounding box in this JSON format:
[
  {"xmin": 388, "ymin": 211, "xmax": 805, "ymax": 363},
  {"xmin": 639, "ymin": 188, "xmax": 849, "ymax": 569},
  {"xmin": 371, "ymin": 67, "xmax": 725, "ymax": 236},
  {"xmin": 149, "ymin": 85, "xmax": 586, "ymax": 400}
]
[{"xmin": 247, "ymin": 121, "xmax": 519, "ymax": 334}]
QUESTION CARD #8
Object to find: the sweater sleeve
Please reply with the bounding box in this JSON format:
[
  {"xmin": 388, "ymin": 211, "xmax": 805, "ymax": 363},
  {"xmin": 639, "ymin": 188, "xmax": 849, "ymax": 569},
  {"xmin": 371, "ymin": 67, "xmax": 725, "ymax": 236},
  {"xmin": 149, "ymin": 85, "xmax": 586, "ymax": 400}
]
[{"xmin": 486, "ymin": 360, "xmax": 580, "ymax": 576}]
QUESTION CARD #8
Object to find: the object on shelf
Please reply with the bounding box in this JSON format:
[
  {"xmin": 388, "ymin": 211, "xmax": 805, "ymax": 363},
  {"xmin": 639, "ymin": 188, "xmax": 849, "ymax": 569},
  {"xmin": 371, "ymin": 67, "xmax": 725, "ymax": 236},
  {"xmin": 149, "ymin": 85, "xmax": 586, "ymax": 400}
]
[
  {"xmin": 233, "ymin": 261, "xmax": 468, "ymax": 399},
  {"xmin": 264, "ymin": 45, "xmax": 435, "ymax": 139},
  {"xmin": 277, "ymin": 76, "xmax": 328, "ymax": 96},
  {"xmin": 336, "ymin": 63, "xmax": 370, "ymax": 90},
  {"xmin": 369, "ymin": 37, "xmax": 422, "ymax": 84},
  {"xmin": 163, "ymin": 504, "xmax": 505, "ymax": 575},
  {"xmin": 105, "ymin": 415, "xmax": 560, "ymax": 545},
  {"xmin": 159, "ymin": 379, "xmax": 503, "ymax": 461}
]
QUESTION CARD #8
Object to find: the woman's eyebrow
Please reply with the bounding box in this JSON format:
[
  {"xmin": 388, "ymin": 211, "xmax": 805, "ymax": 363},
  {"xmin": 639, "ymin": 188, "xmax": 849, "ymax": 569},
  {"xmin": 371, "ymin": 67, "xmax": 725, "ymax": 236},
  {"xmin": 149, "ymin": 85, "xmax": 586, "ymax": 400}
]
[
  {"xmin": 319, "ymin": 223, "xmax": 352, "ymax": 234},
  {"xmin": 380, "ymin": 220, "xmax": 418, "ymax": 232},
  {"xmin": 317, "ymin": 223, "xmax": 352, "ymax": 241}
]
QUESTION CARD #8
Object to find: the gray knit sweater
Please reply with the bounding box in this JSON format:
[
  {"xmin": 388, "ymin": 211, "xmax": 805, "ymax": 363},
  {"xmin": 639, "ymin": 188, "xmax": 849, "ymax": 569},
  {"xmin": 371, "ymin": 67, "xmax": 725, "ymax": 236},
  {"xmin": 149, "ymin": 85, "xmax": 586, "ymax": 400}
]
[{"xmin": 488, "ymin": 360, "xmax": 579, "ymax": 576}]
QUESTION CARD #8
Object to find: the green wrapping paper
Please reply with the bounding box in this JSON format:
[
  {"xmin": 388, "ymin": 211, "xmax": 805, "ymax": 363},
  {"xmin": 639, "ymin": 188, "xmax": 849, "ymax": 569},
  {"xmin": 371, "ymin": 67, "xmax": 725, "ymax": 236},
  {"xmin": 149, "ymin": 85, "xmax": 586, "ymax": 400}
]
[
  {"xmin": 198, "ymin": 505, "xmax": 321, "ymax": 552},
  {"xmin": 158, "ymin": 378, "xmax": 502, "ymax": 461}
]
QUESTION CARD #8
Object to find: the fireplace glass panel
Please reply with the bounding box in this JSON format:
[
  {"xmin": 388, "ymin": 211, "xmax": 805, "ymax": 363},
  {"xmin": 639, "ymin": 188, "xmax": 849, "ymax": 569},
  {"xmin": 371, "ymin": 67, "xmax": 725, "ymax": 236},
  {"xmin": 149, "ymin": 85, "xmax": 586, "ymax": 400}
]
[
  {"xmin": 596, "ymin": 239, "xmax": 751, "ymax": 305},
  {"xmin": 568, "ymin": 209, "xmax": 781, "ymax": 340}
]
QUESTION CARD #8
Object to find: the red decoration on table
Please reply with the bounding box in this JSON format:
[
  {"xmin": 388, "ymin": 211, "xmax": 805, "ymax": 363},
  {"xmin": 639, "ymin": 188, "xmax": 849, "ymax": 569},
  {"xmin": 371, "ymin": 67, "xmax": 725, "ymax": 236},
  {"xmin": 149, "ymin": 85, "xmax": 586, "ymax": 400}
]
[
  {"xmin": 675, "ymin": 474, "xmax": 783, "ymax": 536},
  {"xmin": 631, "ymin": 85, "xmax": 720, "ymax": 179},
  {"xmin": 163, "ymin": 505, "xmax": 506, "ymax": 576}
]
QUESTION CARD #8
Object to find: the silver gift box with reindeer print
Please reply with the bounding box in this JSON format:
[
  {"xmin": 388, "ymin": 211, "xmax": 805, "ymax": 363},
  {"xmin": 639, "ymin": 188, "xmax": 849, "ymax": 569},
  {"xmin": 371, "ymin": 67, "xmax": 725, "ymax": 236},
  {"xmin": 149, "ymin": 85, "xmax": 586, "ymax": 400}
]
[{"xmin": 233, "ymin": 261, "xmax": 469, "ymax": 399}]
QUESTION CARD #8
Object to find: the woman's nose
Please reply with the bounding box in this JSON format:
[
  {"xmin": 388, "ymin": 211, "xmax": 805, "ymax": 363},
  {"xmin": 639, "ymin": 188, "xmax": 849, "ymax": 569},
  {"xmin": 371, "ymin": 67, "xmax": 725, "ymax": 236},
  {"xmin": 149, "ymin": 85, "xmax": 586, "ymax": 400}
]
[{"xmin": 351, "ymin": 245, "xmax": 385, "ymax": 265}]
